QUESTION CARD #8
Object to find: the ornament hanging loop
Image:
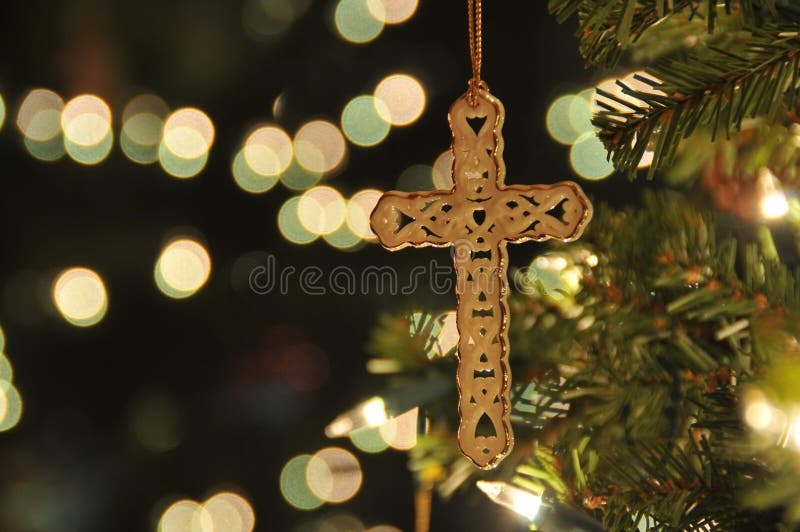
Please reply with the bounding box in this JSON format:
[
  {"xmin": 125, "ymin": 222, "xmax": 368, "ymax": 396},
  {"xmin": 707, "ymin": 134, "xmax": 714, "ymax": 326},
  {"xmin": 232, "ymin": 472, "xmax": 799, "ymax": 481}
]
[{"xmin": 466, "ymin": 0, "xmax": 485, "ymax": 106}]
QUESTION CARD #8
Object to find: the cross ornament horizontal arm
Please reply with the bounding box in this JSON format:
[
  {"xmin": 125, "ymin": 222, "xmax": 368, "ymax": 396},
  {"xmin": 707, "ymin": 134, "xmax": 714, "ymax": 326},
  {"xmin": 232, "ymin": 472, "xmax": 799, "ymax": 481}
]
[{"xmin": 370, "ymin": 87, "xmax": 593, "ymax": 469}]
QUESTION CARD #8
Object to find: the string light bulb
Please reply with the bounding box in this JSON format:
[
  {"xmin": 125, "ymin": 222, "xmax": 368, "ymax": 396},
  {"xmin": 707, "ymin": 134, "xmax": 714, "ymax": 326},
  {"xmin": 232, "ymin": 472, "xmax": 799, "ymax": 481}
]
[
  {"xmin": 325, "ymin": 396, "xmax": 388, "ymax": 438},
  {"xmin": 476, "ymin": 481, "xmax": 543, "ymax": 522},
  {"xmin": 758, "ymin": 168, "xmax": 789, "ymax": 220}
]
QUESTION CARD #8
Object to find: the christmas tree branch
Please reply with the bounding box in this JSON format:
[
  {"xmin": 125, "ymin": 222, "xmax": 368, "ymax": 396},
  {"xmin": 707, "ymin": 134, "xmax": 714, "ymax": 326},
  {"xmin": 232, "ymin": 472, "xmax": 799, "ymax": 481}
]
[
  {"xmin": 594, "ymin": 25, "xmax": 800, "ymax": 179},
  {"xmin": 547, "ymin": 0, "xmax": 778, "ymax": 68}
]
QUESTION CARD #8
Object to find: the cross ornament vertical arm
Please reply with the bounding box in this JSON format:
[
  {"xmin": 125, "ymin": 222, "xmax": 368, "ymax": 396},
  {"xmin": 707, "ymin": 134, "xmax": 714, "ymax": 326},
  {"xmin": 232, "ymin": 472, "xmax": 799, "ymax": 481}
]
[{"xmin": 370, "ymin": 87, "xmax": 593, "ymax": 469}]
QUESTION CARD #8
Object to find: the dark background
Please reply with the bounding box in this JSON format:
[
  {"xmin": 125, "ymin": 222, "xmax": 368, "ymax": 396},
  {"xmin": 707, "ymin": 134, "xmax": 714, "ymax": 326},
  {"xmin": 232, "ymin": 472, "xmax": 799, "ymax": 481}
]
[{"xmin": 0, "ymin": 1, "xmax": 639, "ymax": 530}]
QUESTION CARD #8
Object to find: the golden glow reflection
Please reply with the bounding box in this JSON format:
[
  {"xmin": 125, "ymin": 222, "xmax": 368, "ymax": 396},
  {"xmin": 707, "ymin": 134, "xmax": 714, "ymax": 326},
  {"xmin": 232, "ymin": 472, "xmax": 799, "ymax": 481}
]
[
  {"xmin": 0, "ymin": 94, "xmax": 5, "ymax": 131},
  {"xmin": 52, "ymin": 268, "xmax": 108, "ymax": 327},
  {"xmin": 294, "ymin": 120, "xmax": 347, "ymax": 174},
  {"xmin": 155, "ymin": 238, "xmax": 212, "ymax": 299},
  {"xmin": 374, "ymin": 74, "xmax": 426, "ymax": 126}
]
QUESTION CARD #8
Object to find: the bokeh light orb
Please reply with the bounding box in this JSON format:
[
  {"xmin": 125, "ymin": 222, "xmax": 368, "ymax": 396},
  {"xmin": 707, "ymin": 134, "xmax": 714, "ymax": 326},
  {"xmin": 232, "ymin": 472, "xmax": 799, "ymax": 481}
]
[
  {"xmin": 298, "ymin": 186, "xmax": 347, "ymax": 236},
  {"xmin": 62, "ymin": 94, "xmax": 114, "ymax": 165},
  {"xmin": 0, "ymin": 354, "xmax": 12, "ymax": 383},
  {"xmin": 161, "ymin": 108, "xmax": 214, "ymax": 178},
  {"xmin": 157, "ymin": 499, "xmax": 212, "ymax": 532},
  {"xmin": 306, "ymin": 447, "xmax": 363, "ymax": 504},
  {"xmin": 203, "ymin": 492, "xmax": 256, "ymax": 532},
  {"xmin": 341, "ymin": 95, "xmax": 391, "ymax": 147},
  {"xmin": 0, "ymin": 380, "xmax": 22, "ymax": 432},
  {"xmin": 0, "ymin": 93, "xmax": 5, "ymax": 131},
  {"xmin": 569, "ymin": 132, "xmax": 614, "ymax": 180},
  {"xmin": 0, "ymin": 324, "xmax": 5, "ymax": 352},
  {"xmin": 367, "ymin": 0, "xmax": 418, "ymax": 24},
  {"xmin": 546, "ymin": 94, "xmax": 589, "ymax": 146},
  {"xmin": 280, "ymin": 454, "xmax": 325, "ymax": 510},
  {"xmin": 278, "ymin": 197, "xmax": 318, "ymax": 245},
  {"xmin": 121, "ymin": 94, "xmax": 169, "ymax": 164},
  {"xmin": 323, "ymin": 224, "xmax": 363, "ymax": 251},
  {"xmin": 374, "ymin": 74, "xmax": 426, "ymax": 126},
  {"xmin": 294, "ymin": 120, "xmax": 347, "ymax": 174},
  {"xmin": 280, "ymin": 160, "xmax": 323, "ymax": 192},
  {"xmin": 52, "ymin": 268, "xmax": 108, "ymax": 327},
  {"xmin": 244, "ymin": 125, "xmax": 293, "ymax": 177},
  {"xmin": 155, "ymin": 238, "xmax": 212, "ymax": 299},
  {"xmin": 17, "ymin": 88, "xmax": 65, "ymax": 161},
  {"xmin": 396, "ymin": 164, "xmax": 433, "ymax": 191},
  {"xmin": 232, "ymin": 149, "xmax": 280, "ymax": 194},
  {"xmin": 378, "ymin": 407, "xmax": 418, "ymax": 450},
  {"xmin": 346, "ymin": 189, "xmax": 382, "ymax": 240},
  {"xmin": 349, "ymin": 426, "xmax": 389, "ymax": 453},
  {"xmin": 432, "ymin": 150, "xmax": 455, "ymax": 189},
  {"xmin": 244, "ymin": 0, "xmax": 312, "ymax": 41},
  {"xmin": 335, "ymin": 0, "xmax": 384, "ymax": 44}
]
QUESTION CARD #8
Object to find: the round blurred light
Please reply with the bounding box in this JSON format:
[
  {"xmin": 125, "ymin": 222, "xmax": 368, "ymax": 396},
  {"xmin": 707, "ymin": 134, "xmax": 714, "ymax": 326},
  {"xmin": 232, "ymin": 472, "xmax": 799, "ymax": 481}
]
[
  {"xmin": 546, "ymin": 94, "xmax": 591, "ymax": 146},
  {"xmin": 569, "ymin": 132, "xmax": 614, "ymax": 180},
  {"xmin": 298, "ymin": 186, "xmax": 347, "ymax": 236},
  {"xmin": 52, "ymin": 268, "xmax": 108, "ymax": 327},
  {"xmin": 244, "ymin": 0, "xmax": 312, "ymax": 41},
  {"xmin": 155, "ymin": 239, "xmax": 212, "ymax": 299},
  {"xmin": 367, "ymin": 526, "xmax": 403, "ymax": 532},
  {"xmin": 129, "ymin": 395, "xmax": 182, "ymax": 453},
  {"xmin": 0, "ymin": 354, "xmax": 12, "ymax": 383},
  {"xmin": 161, "ymin": 108, "xmax": 214, "ymax": 178},
  {"xmin": 232, "ymin": 149, "xmax": 279, "ymax": 194},
  {"xmin": 761, "ymin": 192, "xmax": 790, "ymax": 219},
  {"xmin": 17, "ymin": 88, "xmax": 66, "ymax": 161},
  {"xmin": 341, "ymin": 95, "xmax": 391, "ymax": 147},
  {"xmin": 306, "ymin": 447, "xmax": 363, "ymax": 504},
  {"xmin": 18, "ymin": 89, "xmax": 64, "ymax": 142},
  {"xmin": 374, "ymin": 74, "xmax": 426, "ymax": 126},
  {"xmin": 245, "ymin": 126, "xmax": 293, "ymax": 177},
  {"xmin": 324, "ymin": 224, "xmax": 363, "ymax": 250},
  {"xmin": 568, "ymin": 91, "xmax": 593, "ymax": 136},
  {"xmin": 0, "ymin": 381, "xmax": 22, "ymax": 432},
  {"xmin": 367, "ymin": 0, "xmax": 418, "ymax": 24},
  {"xmin": 396, "ymin": 164, "xmax": 433, "ymax": 191},
  {"xmin": 335, "ymin": 0, "xmax": 384, "ymax": 44},
  {"xmin": 121, "ymin": 94, "xmax": 169, "ymax": 164},
  {"xmin": 745, "ymin": 399, "xmax": 774, "ymax": 431},
  {"xmin": 0, "ymin": 93, "xmax": 6, "ymax": 131},
  {"xmin": 280, "ymin": 454, "xmax": 325, "ymax": 510},
  {"xmin": 379, "ymin": 407, "xmax": 418, "ymax": 450},
  {"xmin": 432, "ymin": 150, "xmax": 454, "ymax": 189},
  {"xmin": 346, "ymin": 189, "xmax": 382, "ymax": 240},
  {"xmin": 294, "ymin": 120, "xmax": 347, "ymax": 174},
  {"xmin": 203, "ymin": 492, "xmax": 255, "ymax": 532},
  {"xmin": 158, "ymin": 499, "xmax": 212, "ymax": 532},
  {"xmin": 349, "ymin": 426, "xmax": 389, "ymax": 453},
  {"xmin": 0, "ymin": 325, "xmax": 5, "ymax": 352},
  {"xmin": 280, "ymin": 160, "xmax": 323, "ymax": 192},
  {"xmin": 61, "ymin": 94, "xmax": 113, "ymax": 165},
  {"xmin": 278, "ymin": 197, "xmax": 318, "ymax": 245}
]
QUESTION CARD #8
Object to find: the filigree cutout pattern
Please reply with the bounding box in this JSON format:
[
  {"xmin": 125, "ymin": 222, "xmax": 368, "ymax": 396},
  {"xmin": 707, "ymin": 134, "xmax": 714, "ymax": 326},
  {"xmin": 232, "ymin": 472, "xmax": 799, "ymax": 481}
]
[{"xmin": 370, "ymin": 88, "xmax": 593, "ymax": 469}]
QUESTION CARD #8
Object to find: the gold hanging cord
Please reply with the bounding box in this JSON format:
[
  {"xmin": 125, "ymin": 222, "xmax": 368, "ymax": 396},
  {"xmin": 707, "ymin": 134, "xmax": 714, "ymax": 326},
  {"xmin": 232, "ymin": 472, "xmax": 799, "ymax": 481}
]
[{"xmin": 467, "ymin": 0, "xmax": 487, "ymax": 105}]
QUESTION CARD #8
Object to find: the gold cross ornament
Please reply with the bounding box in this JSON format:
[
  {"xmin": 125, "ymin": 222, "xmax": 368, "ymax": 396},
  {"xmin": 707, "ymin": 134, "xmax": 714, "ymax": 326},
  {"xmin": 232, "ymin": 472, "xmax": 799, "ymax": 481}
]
[{"xmin": 370, "ymin": 87, "xmax": 593, "ymax": 468}]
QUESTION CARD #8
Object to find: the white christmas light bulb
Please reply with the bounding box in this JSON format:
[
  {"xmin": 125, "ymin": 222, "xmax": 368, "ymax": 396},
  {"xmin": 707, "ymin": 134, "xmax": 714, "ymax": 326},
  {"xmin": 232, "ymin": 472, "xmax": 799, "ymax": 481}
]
[
  {"xmin": 758, "ymin": 168, "xmax": 789, "ymax": 220},
  {"xmin": 476, "ymin": 480, "xmax": 543, "ymax": 522}
]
